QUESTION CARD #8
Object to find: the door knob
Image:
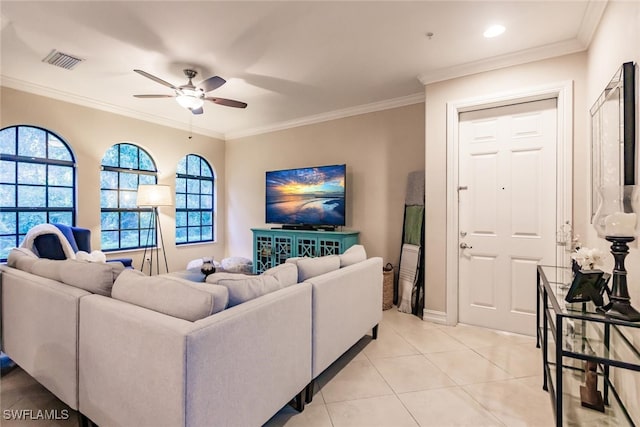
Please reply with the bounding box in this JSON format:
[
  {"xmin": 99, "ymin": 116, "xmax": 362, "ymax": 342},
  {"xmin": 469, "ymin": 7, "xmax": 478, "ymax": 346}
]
[{"xmin": 460, "ymin": 242, "xmax": 473, "ymax": 249}]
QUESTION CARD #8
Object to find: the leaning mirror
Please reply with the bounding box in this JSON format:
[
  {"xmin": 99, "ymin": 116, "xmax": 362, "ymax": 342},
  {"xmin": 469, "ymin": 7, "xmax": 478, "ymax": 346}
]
[{"xmin": 591, "ymin": 62, "xmax": 636, "ymax": 221}]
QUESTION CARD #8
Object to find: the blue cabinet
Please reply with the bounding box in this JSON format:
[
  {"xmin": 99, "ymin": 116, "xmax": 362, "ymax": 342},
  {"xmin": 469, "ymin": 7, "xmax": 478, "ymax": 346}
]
[{"xmin": 251, "ymin": 228, "xmax": 359, "ymax": 274}]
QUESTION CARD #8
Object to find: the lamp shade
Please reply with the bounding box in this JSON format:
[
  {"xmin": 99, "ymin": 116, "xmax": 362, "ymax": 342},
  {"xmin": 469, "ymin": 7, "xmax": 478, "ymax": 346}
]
[{"xmin": 136, "ymin": 184, "xmax": 173, "ymax": 207}]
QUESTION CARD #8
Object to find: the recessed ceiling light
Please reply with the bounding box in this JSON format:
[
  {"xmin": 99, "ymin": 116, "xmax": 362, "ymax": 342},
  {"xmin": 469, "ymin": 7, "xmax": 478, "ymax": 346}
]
[{"xmin": 484, "ymin": 24, "xmax": 505, "ymax": 38}]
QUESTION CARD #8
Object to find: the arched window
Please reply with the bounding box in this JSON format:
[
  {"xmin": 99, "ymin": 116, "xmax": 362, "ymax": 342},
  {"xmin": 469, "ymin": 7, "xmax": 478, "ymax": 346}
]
[
  {"xmin": 0, "ymin": 125, "xmax": 76, "ymax": 261},
  {"xmin": 100, "ymin": 143, "xmax": 157, "ymax": 251},
  {"xmin": 175, "ymin": 154, "xmax": 214, "ymax": 244}
]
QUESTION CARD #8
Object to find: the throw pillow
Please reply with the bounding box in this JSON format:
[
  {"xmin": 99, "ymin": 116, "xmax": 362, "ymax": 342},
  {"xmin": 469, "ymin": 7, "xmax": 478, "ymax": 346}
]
[
  {"xmin": 30, "ymin": 259, "xmax": 65, "ymax": 282},
  {"xmin": 216, "ymin": 275, "xmax": 281, "ymax": 307},
  {"xmin": 263, "ymin": 262, "xmax": 298, "ymax": 287},
  {"xmin": 221, "ymin": 256, "xmax": 253, "ymax": 273},
  {"xmin": 112, "ymin": 270, "xmax": 218, "ymax": 321},
  {"xmin": 7, "ymin": 248, "xmax": 39, "ymax": 272},
  {"xmin": 296, "ymin": 255, "xmax": 341, "ymax": 282},
  {"xmin": 59, "ymin": 260, "xmax": 125, "ymax": 296},
  {"xmin": 339, "ymin": 244, "xmax": 367, "ymax": 267},
  {"xmin": 205, "ymin": 272, "xmax": 255, "ymax": 285},
  {"xmin": 162, "ymin": 275, "xmax": 229, "ymax": 314}
]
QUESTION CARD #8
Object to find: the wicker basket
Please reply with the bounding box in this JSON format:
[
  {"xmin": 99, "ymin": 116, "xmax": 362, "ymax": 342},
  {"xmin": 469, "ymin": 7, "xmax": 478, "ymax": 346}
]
[{"xmin": 382, "ymin": 263, "xmax": 394, "ymax": 310}]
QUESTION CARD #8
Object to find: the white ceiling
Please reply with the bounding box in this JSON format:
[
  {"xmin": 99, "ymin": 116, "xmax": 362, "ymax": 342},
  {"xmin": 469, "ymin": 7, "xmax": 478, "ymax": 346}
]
[{"xmin": 1, "ymin": 1, "xmax": 605, "ymax": 140}]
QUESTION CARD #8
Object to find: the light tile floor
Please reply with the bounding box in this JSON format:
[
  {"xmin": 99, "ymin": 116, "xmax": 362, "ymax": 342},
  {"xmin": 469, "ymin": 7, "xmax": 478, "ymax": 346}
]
[{"xmin": 0, "ymin": 307, "xmax": 619, "ymax": 426}]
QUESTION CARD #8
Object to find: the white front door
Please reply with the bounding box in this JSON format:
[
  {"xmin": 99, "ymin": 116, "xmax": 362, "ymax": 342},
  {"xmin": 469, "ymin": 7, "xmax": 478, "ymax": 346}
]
[{"xmin": 458, "ymin": 98, "xmax": 557, "ymax": 335}]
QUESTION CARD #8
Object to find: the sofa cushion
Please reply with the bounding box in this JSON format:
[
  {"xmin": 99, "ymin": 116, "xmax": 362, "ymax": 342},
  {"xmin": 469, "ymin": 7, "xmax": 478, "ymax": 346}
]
[
  {"xmin": 339, "ymin": 244, "xmax": 367, "ymax": 267},
  {"xmin": 112, "ymin": 270, "xmax": 220, "ymax": 321},
  {"xmin": 9, "ymin": 256, "xmax": 124, "ymax": 296},
  {"xmin": 161, "ymin": 275, "xmax": 229, "ymax": 314},
  {"xmin": 59, "ymin": 260, "xmax": 125, "ymax": 296},
  {"xmin": 7, "ymin": 247, "xmax": 39, "ymax": 272},
  {"xmin": 205, "ymin": 272, "xmax": 254, "ymax": 285},
  {"xmin": 30, "ymin": 259, "xmax": 65, "ymax": 282},
  {"xmin": 296, "ymin": 255, "xmax": 341, "ymax": 282},
  {"xmin": 215, "ymin": 275, "xmax": 281, "ymax": 307},
  {"xmin": 263, "ymin": 262, "xmax": 298, "ymax": 287}
]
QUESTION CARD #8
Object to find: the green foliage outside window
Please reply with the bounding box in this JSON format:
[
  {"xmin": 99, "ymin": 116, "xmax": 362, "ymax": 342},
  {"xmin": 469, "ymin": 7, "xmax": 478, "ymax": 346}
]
[
  {"xmin": 0, "ymin": 125, "xmax": 76, "ymax": 261},
  {"xmin": 100, "ymin": 143, "xmax": 157, "ymax": 251},
  {"xmin": 176, "ymin": 154, "xmax": 214, "ymax": 244}
]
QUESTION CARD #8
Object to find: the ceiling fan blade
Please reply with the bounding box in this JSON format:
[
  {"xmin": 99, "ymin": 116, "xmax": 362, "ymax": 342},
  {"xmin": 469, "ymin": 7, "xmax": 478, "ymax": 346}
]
[
  {"xmin": 198, "ymin": 76, "xmax": 226, "ymax": 92},
  {"xmin": 133, "ymin": 94, "xmax": 175, "ymax": 98},
  {"xmin": 134, "ymin": 69, "xmax": 177, "ymax": 90},
  {"xmin": 205, "ymin": 97, "xmax": 248, "ymax": 109},
  {"xmin": 190, "ymin": 106, "xmax": 204, "ymax": 115}
]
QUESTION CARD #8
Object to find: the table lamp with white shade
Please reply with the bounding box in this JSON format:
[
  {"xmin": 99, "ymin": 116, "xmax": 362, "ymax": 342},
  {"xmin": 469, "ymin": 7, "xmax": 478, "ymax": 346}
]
[
  {"xmin": 137, "ymin": 184, "xmax": 172, "ymax": 275},
  {"xmin": 593, "ymin": 185, "xmax": 640, "ymax": 321}
]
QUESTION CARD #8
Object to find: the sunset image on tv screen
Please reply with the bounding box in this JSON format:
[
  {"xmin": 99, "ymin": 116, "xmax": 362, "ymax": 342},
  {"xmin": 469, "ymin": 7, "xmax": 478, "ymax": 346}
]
[{"xmin": 265, "ymin": 164, "xmax": 345, "ymax": 225}]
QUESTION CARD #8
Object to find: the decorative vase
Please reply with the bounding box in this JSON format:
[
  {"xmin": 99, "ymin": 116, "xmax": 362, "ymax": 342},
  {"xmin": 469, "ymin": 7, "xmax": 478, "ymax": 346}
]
[
  {"xmin": 592, "ymin": 185, "xmax": 640, "ymax": 321},
  {"xmin": 593, "ymin": 185, "xmax": 640, "ymax": 238}
]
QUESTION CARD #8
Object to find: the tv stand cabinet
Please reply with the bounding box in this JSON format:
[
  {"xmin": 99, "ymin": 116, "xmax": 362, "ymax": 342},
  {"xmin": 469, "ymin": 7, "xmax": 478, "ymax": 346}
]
[{"xmin": 251, "ymin": 228, "xmax": 359, "ymax": 274}]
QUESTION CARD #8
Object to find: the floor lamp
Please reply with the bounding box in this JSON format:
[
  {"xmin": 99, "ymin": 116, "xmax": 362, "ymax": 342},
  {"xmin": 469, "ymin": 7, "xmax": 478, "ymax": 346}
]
[{"xmin": 137, "ymin": 184, "xmax": 172, "ymax": 275}]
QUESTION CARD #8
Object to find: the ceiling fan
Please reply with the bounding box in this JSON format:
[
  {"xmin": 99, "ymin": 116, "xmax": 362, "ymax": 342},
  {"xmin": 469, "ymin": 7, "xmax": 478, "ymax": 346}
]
[{"xmin": 133, "ymin": 69, "xmax": 247, "ymax": 115}]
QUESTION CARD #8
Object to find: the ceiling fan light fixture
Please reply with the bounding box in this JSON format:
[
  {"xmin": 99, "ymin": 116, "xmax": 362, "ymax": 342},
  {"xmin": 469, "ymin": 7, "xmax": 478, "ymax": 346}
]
[{"xmin": 176, "ymin": 91, "xmax": 204, "ymax": 110}]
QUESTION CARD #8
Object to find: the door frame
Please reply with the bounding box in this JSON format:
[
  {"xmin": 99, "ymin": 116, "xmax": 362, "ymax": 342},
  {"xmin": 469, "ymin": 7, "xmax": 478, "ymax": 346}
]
[{"xmin": 445, "ymin": 81, "xmax": 573, "ymax": 327}]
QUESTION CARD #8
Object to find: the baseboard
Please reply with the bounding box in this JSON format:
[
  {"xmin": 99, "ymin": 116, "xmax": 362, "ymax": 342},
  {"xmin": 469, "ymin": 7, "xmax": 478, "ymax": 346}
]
[{"xmin": 422, "ymin": 309, "xmax": 448, "ymax": 325}]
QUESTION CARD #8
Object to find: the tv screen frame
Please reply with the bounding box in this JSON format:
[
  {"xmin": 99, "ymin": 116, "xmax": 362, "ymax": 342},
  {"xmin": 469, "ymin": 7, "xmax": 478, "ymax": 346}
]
[{"xmin": 265, "ymin": 164, "xmax": 346, "ymax": 227}]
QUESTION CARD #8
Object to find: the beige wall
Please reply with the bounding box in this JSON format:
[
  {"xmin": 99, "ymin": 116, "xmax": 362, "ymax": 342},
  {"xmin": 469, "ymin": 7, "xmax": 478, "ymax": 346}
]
[
  {"xmin": 423, "ymin": 52, "xmax": 588, "ymax": 313},
  {"xmin": 0, "ymin": 86, "xmax": 227, "ymax": 271},
  {"xmin": 225, "ymin": 103, "xmax": 425, "ymax": 265}
]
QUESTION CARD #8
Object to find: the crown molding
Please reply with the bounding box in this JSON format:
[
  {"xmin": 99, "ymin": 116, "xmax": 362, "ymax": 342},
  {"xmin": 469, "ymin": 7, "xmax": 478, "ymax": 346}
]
[
  {"xmin": 3, "ymin": 74, "xmax": 424, "ymax": 142},
  {"xmin": 0, "ymin": 76, "xmax": 225, "ymax": 140},
  {"xmin": 224, "ymin": 92, "xmax": 425, "ymax": 140},
  {"xmin": 577, "ymin": 0, "xmax": 608, "ymax": 47},
  {"xmin": 418, "ymin": 38, "xmax": 586, "ymax": 86},
  {"xmin": 417, "ymin": 0, "xmax": 606, "ymax": 87}
]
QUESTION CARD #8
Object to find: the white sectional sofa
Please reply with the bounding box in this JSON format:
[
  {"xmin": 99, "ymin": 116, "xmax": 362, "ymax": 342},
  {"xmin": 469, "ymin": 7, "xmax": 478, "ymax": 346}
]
[
  {"xmin": 1, "ymin": 245, "xmax": 382, "ymax": 427},
  {"xmin": 300, "ymin": 256, "xmax": 382, "ymax": 402}
]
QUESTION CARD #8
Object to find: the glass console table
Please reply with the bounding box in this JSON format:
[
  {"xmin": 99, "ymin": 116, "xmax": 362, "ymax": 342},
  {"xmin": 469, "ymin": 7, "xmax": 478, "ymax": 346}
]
[{"xmin": 536, "ymin": 265, "xmax": 640, "ymax": 426}]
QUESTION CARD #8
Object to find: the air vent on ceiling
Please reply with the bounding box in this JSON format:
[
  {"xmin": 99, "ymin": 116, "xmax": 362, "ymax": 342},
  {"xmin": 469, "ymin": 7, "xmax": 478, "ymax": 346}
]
[{"xmin": 42, "ymin": 49, "xmax": 84, "ymax": 70}]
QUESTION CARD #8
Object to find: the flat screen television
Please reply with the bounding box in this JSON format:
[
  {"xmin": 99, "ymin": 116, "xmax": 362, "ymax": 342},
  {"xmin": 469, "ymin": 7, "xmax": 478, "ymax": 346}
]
[{"xmin": 265, "ymin": 164, "xmax": 346, "ymax": 228}]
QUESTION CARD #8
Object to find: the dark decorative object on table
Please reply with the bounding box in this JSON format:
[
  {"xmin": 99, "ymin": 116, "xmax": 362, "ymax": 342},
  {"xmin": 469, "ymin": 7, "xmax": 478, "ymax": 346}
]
[
  {"xmin": 571, "ymin": 259, "xmax": 581, "ymax": 275},
  {"xmin": 200, "ymin": 262, "xmax": 216, "ymax": 277},
  {"xmin": 565, "ymin": 270, "xmax": 606, "ymax": 305}
]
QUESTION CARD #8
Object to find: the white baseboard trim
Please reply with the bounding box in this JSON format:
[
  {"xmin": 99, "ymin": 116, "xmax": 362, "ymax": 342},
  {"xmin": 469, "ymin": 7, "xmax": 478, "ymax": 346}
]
[{"xmin": 422, "ymin": 309, "xmax": 448, "ymax": 325}]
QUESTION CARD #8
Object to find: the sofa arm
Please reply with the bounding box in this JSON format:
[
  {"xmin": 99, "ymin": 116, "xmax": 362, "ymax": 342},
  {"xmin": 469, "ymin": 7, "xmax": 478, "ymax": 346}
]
[
  {"xmin": 305, "ymin": 257, "xmax": 383, "ymax": 377},
  {"xmin": 79, "ymin": 283, "xmax": 312, "ymax": 427},
  {"xmin": 1, "ymin": 266, "xmax": 90, "ymax": 410}
]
